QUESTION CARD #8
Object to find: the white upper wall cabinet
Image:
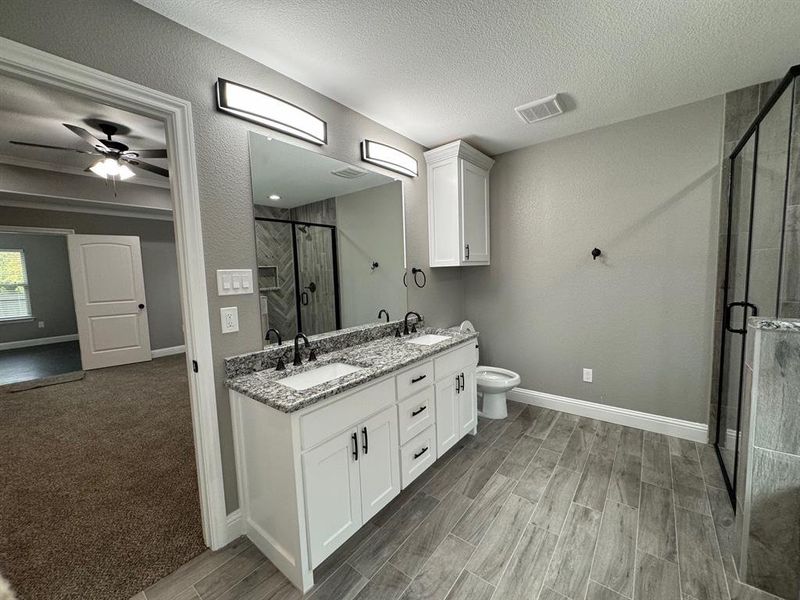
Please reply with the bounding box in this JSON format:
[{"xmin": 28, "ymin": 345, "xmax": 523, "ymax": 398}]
[{"xmin": 424, "ymin": 140, "xmax": 494, "ymax": 267}]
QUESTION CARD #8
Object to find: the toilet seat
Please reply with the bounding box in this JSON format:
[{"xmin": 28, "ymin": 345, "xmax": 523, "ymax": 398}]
[{"xmin": 476, "ymin": 366, "xmax": 521, "ymax": 391}]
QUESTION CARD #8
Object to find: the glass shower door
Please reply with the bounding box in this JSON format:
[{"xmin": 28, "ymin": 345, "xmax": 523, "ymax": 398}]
[
  {"xmin": 294, "ymin": 224, "xmax": 339, "ymax": 336},
  {"xmin": 717, "ymin": 136, "xmax": 756, "ymax": 494}
]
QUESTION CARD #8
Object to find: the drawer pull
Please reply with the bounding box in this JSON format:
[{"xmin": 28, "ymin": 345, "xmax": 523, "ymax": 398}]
[
  {"xmin": 455, "ymin": 375, "xmax": 460, "ymax": 394},
  {"xmin": 362, "ymin": 426, "xmax": 368, "ymax": 454},
  {"xmin": 460, "ymin": 373, "xmax": 465, "ymax": 391},
  {"xmin": 411, "ymin": 405, "xmax": 427, "ymax": 417},
  {"xmin": 351, "ymin": 432, "xmax": 359, "ymax": 460},
  {"xmin": 414, "ymin": 446, "xmax": 429, "ymax": 460},
  {"xmin": 411, "ymin": 374, "xmax": 427, "ymax": 384}
]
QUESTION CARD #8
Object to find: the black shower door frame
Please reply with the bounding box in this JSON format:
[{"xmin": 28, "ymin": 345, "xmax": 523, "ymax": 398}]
[
  {"xmin": 255, "ymin": 216, "xmax": 342, "ymax": 334},
  {"xmin": 714, "ymin": 64, "xmax": 799, "ymax": 508}
]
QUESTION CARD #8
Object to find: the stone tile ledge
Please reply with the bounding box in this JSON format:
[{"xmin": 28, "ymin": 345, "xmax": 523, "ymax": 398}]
[{"xmin": 748, "ymin": 317, "xmax": 800, "ymax": 332}]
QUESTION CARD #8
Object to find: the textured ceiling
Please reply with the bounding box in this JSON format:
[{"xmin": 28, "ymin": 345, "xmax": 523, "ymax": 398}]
[
  {"xmin": 135, "ymin": 0, "xmax": 800, "ymax": 155},
  {"xmin": 0, "ymin": 72, "xmax": 168, "ymax": 185}
]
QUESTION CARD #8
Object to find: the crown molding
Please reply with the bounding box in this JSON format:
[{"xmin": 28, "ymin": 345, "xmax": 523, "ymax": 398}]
[{"xmin": 423, "ymin": 140, "xmax": 495, "ymax": 170}]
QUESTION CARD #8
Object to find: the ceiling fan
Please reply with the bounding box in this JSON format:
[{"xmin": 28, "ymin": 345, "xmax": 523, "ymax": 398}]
[{"xmin": 10, "ymin": 122, "xmax": 168, "ymax": 180}]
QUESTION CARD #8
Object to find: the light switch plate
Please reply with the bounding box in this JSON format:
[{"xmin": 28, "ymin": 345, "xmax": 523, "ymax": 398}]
[
  {"xmin": 583, "ymin": 368, "xmax": 593, "ymax": 383},
  {"xmin": 217, "ymin": 269, "xmax": 254, "ymax": 296},
  {"xmin": 220, "ymin": 307, "xmax": 239, "ymax": 333}
]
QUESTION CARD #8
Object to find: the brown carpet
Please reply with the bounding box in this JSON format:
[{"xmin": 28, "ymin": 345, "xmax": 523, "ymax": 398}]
[{"xmin": 0, "ymin": 355, "xmax": 205, "ymax": 600}]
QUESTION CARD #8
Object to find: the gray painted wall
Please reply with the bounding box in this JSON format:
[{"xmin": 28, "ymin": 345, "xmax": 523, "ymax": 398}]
[
  {"xmin": 0, "ymin": 208, "xmax": 184, "ymax": 351},
  {"xmin": 0, "ymin": 232, "xmax": 77, "ymax": 343},
  {"xmin": 336, "ymin": 182, "xmax": 406, "ymax": 327},
  {"xmin": 0, "ymin": 0, "xmax": 465, "ymax": 511},
  {"xmin": 463, "ymin": 97, "xmax": 724, "ymax": 424}
]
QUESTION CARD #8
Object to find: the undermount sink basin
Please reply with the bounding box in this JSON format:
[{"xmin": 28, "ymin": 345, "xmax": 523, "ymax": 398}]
[
  {"xmin": 406, "ymin": 334, "xmax": 451, "ymax": 346},
  {"xmin": 276, "ymin": 362, "xmax": 363, "ymax": 391}
]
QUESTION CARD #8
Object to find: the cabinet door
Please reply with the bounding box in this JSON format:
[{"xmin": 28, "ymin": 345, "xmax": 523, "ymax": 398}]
[
  {"xmin": 303, "ymin": 429, "xmax": 362, "ymax": 567},
  {"xmin": 358, "ymin": 405, "xmax": 400, "ymax": 522},
  {"xmin": 435, "ymin": 373, "xmax": 461, "ymax": 455},
  {"xmin": 461, "ymin": 160, "xmax": 490, "ymax": 264},
  {"xmin": 458, "ymin": 368, "xmax": 477, "ymax": 436},
  {"xmin": 428, "ymin": 158, "xmax": 461, "ymax": 266}
]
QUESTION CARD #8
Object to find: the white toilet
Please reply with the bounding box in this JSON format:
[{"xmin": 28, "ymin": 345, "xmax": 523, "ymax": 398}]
[{"xmin": 459, "ymin": 321, "xmax": 522, "ymax": 419}]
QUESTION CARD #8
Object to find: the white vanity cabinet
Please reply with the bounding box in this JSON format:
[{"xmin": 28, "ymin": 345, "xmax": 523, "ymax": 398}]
[
  {"xmin": 434, "ymin": 343, "xmax": 478, "ymax": 454},
  {"xmin": 424, "ymin": 140, "xmax": 495, "ymax": 267},
  {"xmin": 229, "ymin": 340, "xmax": 477, "ymax": 593}
]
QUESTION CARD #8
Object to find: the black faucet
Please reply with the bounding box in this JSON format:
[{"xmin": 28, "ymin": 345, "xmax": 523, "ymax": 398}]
[
  {"xmin": 403, "ymin": 311, "xmax": 422, "ymax": 335},
  {"xmin": 265, "ymin": 328, "xmax": 282, "ymax": 345},
  {"xmin": 378, "ymin": 309, "xmax": 390, "ymax": 323},
  {"xmin": 293, "ymin": 332, "xmax": 310, "ymax": 366}
]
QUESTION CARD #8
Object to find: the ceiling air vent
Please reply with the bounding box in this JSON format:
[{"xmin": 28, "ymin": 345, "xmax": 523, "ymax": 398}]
[
  {"xmin": 331, "ymin": 166, "xmax": 369, "ymax": 179},
  {"xmin": 514, "ymin": 94, "xmax": 564, "ymax": 124}
]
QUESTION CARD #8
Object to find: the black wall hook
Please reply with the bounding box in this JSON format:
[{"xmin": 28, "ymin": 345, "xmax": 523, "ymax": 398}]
[{"xmin": 591, "ymin": 248, "xmax": 602, "ymax": 260}]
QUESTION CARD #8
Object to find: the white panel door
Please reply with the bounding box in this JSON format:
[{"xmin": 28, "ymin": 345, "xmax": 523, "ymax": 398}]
[
  {"xmin": 358, "ymin": 405, "xmax": 400, "ymax": 522},
  {"xmin": 435, "ymin": 374, "xmax": 461, "ymax": 455},
  {"xmin": 461, "ymin": 161, "xmax": 490, "ymax": 264},
  {"xmin": 458, "ymin": 367, "xmax": 478, "ymax": 436},
  {"xmin": 68, "ymin": 235, "xmax": 151, "ymax": 370},
  {"xmin": 303, "ymin": 428, "xmax": 362, "ymax": 567},
  {"xmin": 428, "ymin": 158, "xmax": 460, "ymax": 266}
]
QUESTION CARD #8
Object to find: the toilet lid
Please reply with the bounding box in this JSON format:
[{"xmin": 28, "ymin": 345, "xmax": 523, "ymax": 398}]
[{"xmin": 460, "ymin": 320, "xmax": 476, "ymax": 333}]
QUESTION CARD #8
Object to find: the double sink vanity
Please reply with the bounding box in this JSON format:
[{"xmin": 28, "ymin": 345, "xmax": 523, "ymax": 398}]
[
  {"xmin": 225, "ymin": 322, "xmax": 479, "ymax": 591},
  {"xmin": 222, "ymin": 130, "xmax": 492, "ymax": 592}
]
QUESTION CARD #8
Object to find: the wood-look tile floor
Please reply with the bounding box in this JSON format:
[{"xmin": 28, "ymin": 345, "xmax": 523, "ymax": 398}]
[{"xmin": 133, "ymin": 402, "xmax": 784, "ymax": 600}]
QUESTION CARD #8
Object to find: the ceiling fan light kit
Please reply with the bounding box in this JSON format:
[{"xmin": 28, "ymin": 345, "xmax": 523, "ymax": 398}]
[
  {"xmin": 89, "ymin": 157, "xmax": 135, "ymax": 180},
  {"xmin": 9, "ymin": 121, "xmax": 169, "ymax": 181}
]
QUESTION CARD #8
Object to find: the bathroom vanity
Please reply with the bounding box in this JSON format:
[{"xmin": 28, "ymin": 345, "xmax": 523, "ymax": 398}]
[{"xmin": 226, "ymin": 325, "xmax": 479, "ymax": 591}]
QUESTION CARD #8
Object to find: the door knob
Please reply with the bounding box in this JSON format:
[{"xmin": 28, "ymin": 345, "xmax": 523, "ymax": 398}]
[{"xmin": 138, "ymin": 303, "xmax": 145, "ymax": 309}]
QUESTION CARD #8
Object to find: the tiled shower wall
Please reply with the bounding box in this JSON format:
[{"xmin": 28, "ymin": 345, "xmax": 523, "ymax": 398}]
[{"xmin": 736, "ymin": 321, "xmax": 800, "ymax": 599}]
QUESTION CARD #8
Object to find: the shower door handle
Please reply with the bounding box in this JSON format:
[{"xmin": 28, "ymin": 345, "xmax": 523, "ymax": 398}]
[{"xmin": 725, "ymin": 301, "xmax": 758, "ymax": 334}]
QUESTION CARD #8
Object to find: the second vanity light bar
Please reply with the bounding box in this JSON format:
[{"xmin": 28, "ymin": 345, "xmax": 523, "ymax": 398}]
[{"xmin": 361, "ymin": 139, "xmax": 418, "ymax": 177}]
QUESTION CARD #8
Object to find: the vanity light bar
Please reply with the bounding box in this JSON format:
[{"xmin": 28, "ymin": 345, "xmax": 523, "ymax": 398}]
[
  {"xmin": 361, "ymin": 139, "xmax": 418, "ymax": 177},
  {"xmin": 216, "ymin": 78, "xmax": 327, "ymax": 145}
]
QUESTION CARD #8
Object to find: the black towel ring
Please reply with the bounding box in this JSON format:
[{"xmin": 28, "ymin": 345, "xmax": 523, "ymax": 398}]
[{"xmin": 412, "ymin": 267, "xmax": 427, "ymax": 288}]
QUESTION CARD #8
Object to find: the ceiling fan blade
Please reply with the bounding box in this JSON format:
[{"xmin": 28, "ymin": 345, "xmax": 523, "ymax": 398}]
[
  {"xmin": 122, "ymin": 156, "xmax": 169, "ymax": 178},
  {"xmin": 63, "ymin": 123, "xmax": 111, "ymax": 152},
  {"xmin": 129, "ymin": 148, "xmax": 168, "ymax": 159},
  {"xmin": 9, "ymin": 140, "xmax": 98, "ymax": 154}
]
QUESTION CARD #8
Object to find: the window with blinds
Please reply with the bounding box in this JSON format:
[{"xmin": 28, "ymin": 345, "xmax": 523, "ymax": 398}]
[{"xmin": 0, "ymin": 249, "xmax": 32, "ymax": 321}]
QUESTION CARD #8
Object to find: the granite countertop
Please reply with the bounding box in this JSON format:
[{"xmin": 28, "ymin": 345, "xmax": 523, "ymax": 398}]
[
  {"xmin": 748, "ymin": 317, "xmax": 800, "ymax": 332},
  {"xmin": 226, "ymin": 327, "xmax": 479, "ymax": 413}
]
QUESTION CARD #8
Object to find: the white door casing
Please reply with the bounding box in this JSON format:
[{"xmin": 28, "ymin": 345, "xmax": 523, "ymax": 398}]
[
  {"xmin": 68, "ymin": 234, "xmax": 152, "ymax": 369},
  {"xmin": 0, "ymin": 36, "xmax": 227, "ymax": 549}
]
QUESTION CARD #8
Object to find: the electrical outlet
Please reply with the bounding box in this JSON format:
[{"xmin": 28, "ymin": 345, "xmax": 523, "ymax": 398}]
[
  {"xmin": 583, "ymin": 368, "xmax": 593, "ymax": 383},
  {"xmin": 220, "ymin": 307, "xmax": 239, "ymax": 333},
  {"xmin": 37, "ymin": 320, "xmax": 45, "ymax": 328}
]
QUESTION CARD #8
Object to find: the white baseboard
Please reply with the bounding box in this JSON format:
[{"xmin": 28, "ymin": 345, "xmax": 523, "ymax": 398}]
[
  {"xmin": 151, "ymin": 345, "xmax": 186, "ymax": 358},
  {"xmin": 0, "ymin": 333, "xmax": 78, "ymax": 351},
  {"xmin": 508, "ymin": 387, "xmax": 709, "ymax": 443},
  {"xmin": 224, "ymin": 509, "xmax": 243, "ymax": 542}
]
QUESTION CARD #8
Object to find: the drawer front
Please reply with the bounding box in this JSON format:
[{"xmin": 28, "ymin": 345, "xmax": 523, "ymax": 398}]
[
  {"xmin": 434, "ymin": 342, "xmax": 476, "ymax": 379},
  {"xmin": 300, "ymin": 378, "xmax": 395, "ymax": 450},
  {"xmin": 400, "ymin": 425, "xmax": 437, "ymax": 488},
  {"xmin": 395, "ymin": 360, "xmax": 434, "ymax": 400},
  {"xmin": 398, "ymin": 387, "xmax": 435, "ymax": 445}
]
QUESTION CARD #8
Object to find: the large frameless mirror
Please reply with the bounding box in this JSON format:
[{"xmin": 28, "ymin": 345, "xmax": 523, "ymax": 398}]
[{"xmin": 249, "ymin": 133, "xmax": 408, "ymax": 344}]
